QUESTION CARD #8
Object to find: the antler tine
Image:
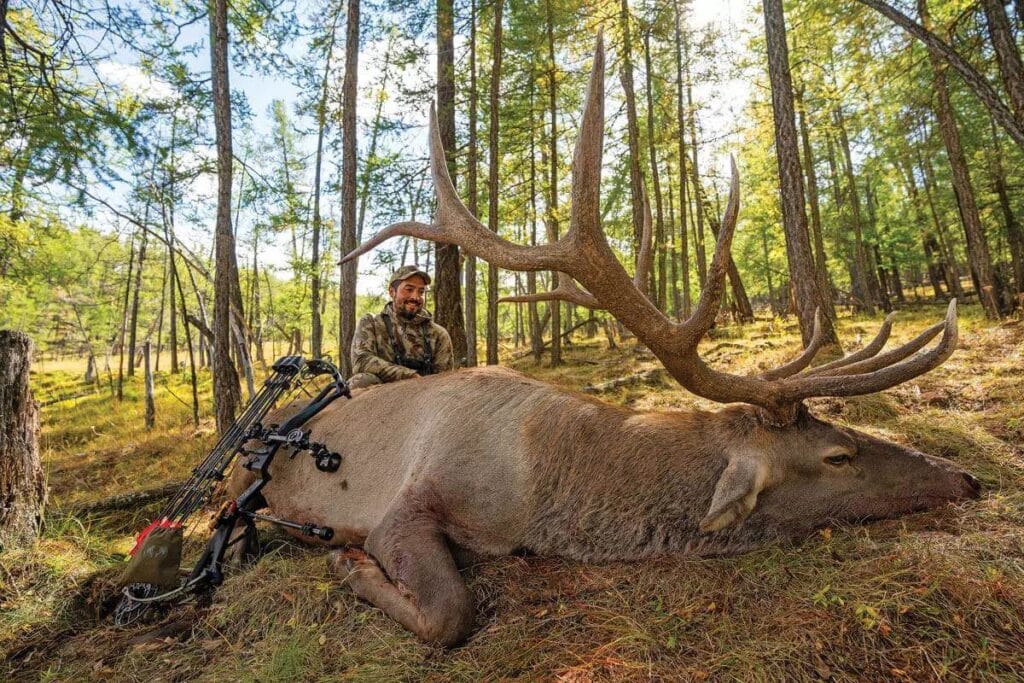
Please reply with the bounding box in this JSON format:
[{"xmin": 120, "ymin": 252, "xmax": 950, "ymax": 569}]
[
  {"xmin": 563, "ymin": 29, "xmax": 606, "ymax": 255},
  {"xmin": 760, "ymin": 309, "xmax": 825, "ymax": 380},
  {"xmin": 805, "ymin": 316, "xmax": 946, "ymax": 378},
  {"xmin": 499, "ymin": 272, "xmax": 601, "ymax": 308},
  {"xmin": 340, "ymin": 106, "xmax": 570, "ymax": 271},
  {"xmin": 633, "ymin": 186, "xmax": 654, "ymax": 296},
  {"xmin": 782, "ymin": 299, "xmax": 958, "ymax": 401},
  {"xmin": 802, "ymin": 311, "xmax": 896, "ymax": 376},
  {"xmin": 677, "ymin": 156, "xmax": 740, "ymax": 347}
]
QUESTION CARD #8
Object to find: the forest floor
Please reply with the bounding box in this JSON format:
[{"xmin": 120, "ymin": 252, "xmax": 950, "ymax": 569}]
[{"xmin": 3, "ymin": 302, "xmax": 1023, "ymax": 681}]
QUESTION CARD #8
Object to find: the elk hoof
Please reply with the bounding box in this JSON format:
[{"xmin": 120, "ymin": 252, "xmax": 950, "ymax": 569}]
[{"xmin": 328, "ymin": 547, "xmax": 377, "ymax": 576}]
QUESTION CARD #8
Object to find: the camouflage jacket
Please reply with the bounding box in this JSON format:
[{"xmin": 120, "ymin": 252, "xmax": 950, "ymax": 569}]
[{"xmin": 350, "ymin": 303, "xmax": 454, "ymax": 381}]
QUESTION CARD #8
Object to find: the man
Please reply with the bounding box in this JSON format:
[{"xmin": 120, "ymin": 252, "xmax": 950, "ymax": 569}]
[{"xmin": 348, "ymin": 265, "xmax": 454, "ymax": 389}]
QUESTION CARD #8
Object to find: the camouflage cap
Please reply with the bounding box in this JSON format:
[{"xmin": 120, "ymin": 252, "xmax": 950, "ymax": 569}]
[{"xmin": 389, "ymin": 265, "xmax": 431, "ymax": 288}]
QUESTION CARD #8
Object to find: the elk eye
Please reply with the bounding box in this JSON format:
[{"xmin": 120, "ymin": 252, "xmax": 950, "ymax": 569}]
[{"xmin": 824, "ymin": 453, "xmax": 852, "ymax": 467}]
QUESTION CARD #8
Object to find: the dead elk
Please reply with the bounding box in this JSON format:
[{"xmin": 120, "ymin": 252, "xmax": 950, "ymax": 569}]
[{"xmin": 231, "ymin": 33, "xmax": 978, "ymax": 646}]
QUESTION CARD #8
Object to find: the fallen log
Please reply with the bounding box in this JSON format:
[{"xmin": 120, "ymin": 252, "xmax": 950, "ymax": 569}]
[
  {"xmin": 63, "ymin": 480, "xmax": 185, "ymax": 515},
  {"xmin": 582, "ymin": 368, "xmax": 666, "ymax": 394}
]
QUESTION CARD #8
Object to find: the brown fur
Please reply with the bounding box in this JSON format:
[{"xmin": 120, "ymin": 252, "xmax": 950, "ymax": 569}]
[{"xmin": 226, "ymin": 366, "xmax": 977, "ymax": 645}]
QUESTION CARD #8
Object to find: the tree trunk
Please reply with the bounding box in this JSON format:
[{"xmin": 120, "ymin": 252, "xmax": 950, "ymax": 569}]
[
  {"xmin": 485, "ymin": 0, "xmax": 503, "ymax": 366},
  {"xmin": 982, "ymin": 0, "xmax": 1024, "ymax": 122},
  {"xmin": 128, "ymin": 224, "xmax": 148, "ymax": 376},
  {"xmin": 643, "ymin": 28, "xmax": 667, "ymax": 312},
  {"xmin": 855, "ymin": 0, "xmax": 1024, "ymax": 149},
  {"xmin": 697, "ymin": 189, "xmax": 754, "ymax": 323},
  {"xmin": 544, "ymin": 0, "xmax": 561, "ymax": 367},
  {"xmin": 166, "ymin": 206, "xmax": 200, "ymax": 427},
  {"xmin": 834, "ymin": 105, "xmax": 879, "ymax": 313},
  {"xmin": 309, "ymin": 9, "xmax": 341, "ymax": 360},
  {"xmin": 672, "ymin": 0, "xmax": 692, "ymax": 318},
  {"xmin": 667, "ymin": 165, "xmax": 681, "ymax": 318},
  {"xmin": 464, "ymin": 0, "xmax": 479, "ymax": 367},
  {"xmin": 117, "ymin": 233, "xmax": 136, "ymax": 401},
  {"xmin": 896, "ymin": 155, "xmax": 946, "ymax": 300},
  {"xmin": 683, "ymin": 25, "xmax": 707, "ymax": 292},
  {"xmin": 143, "ymin": 341, "xmax": 155, "ymax": 430},
  {"xmin": 920, "ymin": 0, "xmax": 1002, "ymax": 318},
  {"xmin": 864, "ymin": 181, "xmax": 892, "ymax": 311},
  {"xmin": 0, "ymin": 331, "xmax": 45, "ymax": 550},
  {"xmin": 989, "ymin": 117, "xmax": 1024, "ymax": 298},
  {"xmin": 762, "ymin": 0, "xmax": 840, "ymax": 347},
  {"xmin": 528, "ymin": 76, "xmax": 543, "ymax": 362},
  {"xmin": 795, "ymin": 82, "xmax": 833, "ymax": 316},
  {"xmin": 918, "ymin": 148, "xmax": 965, "ymax": 298},
  {"xmin": 337, "ymin": 0, "xmax": 361, "ymax": 375},
  {"xmin": 210, "ymin": 0, "xmax": 242, "ymax": 432},
  {"xmin": 434, "ymin": 0, "xmax": 468, "ymax": 366},
  {"xmin": 155, "ymin": 251, "xmax": 167, "ymax": 372},
  {"xmin": 618, "ymin": 0, "xmax": 646, "ymax": 265}
]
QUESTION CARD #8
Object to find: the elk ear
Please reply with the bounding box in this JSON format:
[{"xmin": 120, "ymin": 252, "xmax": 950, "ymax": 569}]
[{"xmin": 699, "ymin": 456, "xmax": 769, "ymax": 533}]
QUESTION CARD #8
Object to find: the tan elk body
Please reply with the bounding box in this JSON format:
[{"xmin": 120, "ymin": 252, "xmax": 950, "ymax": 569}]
[{"xmin": 227, "ymin": 34, "xmax": 977, "ymax": 645}]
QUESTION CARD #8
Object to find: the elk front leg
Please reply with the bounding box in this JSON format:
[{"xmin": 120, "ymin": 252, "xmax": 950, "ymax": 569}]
[{"xmin": 328, "ymin": 505, "xmax": 475, "ymax": 647}]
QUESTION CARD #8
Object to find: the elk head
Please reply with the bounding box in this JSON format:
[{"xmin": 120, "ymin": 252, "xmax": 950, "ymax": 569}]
[{"xmin": 342, "ymin": 32, "xmax": 978, "ymax": 538}]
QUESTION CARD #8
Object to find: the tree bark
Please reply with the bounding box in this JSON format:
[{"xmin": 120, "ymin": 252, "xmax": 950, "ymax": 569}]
[
  {"xmin": 762, "ymin": 0, "xmax": 840, "ymax": 347},
  {"xmin": 485, "ymin": 0, "xmax": 503, "ymax": 366},
  {"xmin": 166, "ymin": 203, "xmax": 200, "ymax": 426},
  {"xmin": 697, "ymin": 188, "xmax": 754, "ymax": 323},
  {"xmin": 989, "ymin": 117, "xmax": 1024, "ymax": 298},
  {"xmin": 309, "ymin": 9, "xmax": 341, "ymax": 360},
  {"xmin": 544, "ymin": 0, "xmax": 561, "ymax": 367},
  {"xmin": 464, "ymin": 0, "xmax": 479, "ymax": 367},
  {"xmin": 919, "ymin": 0, "xmax": 1002, "ymax": 318},
  {"xmin": 917, "ymin": 147, "xmax": 965, "ymax": 298},
  {"xmin": 434, "ymin": 0, "xmax": 468, "ymax": 366},
  {"xmin": 667, "ymin": 166, "xmax": 681, "ymax": 318},
  {"xmin": 643, "ymin": 28, "xmax": 667, "ymax": 312},
  {"xmin": 683, "ymin": 25, "xmax": 706, "ymax": 292},
  {"xmin": 794, "ymin": 82, "xmax": 833, "ymax": 316},
  {"xmin": 855, "ymin": 0, "xmax": 1024, "ymax": 149},
  {"xmin": 834, "ymin": 105, "xmax": 879, "ymax": 313},
  {"xmin": 117, "ymin": 233, "xmax": 136, "ymax": 401},
  {"xmin": 155, "ymin": 251, "xmax": 166, "ymax": 372},
  {"xmin": 618, "ymin": 0, "xmax": 646, "ymax": 263},
  {"xmin": 338, "ymin": 0, "xmax": 361, "ymax": 375},
  {"xmin": 210, "ymin": 0, "xmax": 242, "ymax": 432},
  {"xmin": 672, "ymin": 0, "xmax": 692, "ymax": 317},
  {"xmin": 982, "ymin": 0, "xmax": 1024, "ymax": 122},
  {"xmin": 528, "ymin": 75, "xmax": 543, "ymax": 362},
  {"xmin": 128, "ymin": 223, "xmax": 148, "ymax": 376},
  {"xmin": 143, "ymin": 341, "xmax": 155, "ymax": 430},
  {"xmin": 0, "ymin": 331, "xmax": 45, "ymax": 550}
]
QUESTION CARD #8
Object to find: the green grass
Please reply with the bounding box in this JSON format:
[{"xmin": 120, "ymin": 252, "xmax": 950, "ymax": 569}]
[{"xmin": 4, "ymin": 302, "xmax": 1024, "ymax": 681}]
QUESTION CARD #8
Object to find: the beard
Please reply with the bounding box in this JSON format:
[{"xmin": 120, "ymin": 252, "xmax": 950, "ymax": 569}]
[{"xmin": 395, "ymin": 300, "xmax": 422, "ymax": 320}]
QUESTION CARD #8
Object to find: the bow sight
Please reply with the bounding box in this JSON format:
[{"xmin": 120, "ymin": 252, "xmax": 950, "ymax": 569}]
[{"xmin": 114, "ymin": 356, "xmax": 350, "ymax": 626}]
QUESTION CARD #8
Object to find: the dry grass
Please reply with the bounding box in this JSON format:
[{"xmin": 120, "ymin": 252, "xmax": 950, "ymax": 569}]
[{"xmin": 3, "ymin": 303, "xmax": 1023, "ymax": 681}]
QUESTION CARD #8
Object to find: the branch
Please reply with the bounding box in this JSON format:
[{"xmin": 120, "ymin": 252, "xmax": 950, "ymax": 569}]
[{"xmin": 854, "ymin": 0, "xmax": 1024, "ymax": 148}]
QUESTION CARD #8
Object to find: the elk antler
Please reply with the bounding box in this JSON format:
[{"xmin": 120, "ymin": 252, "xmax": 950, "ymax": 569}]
[{"xmin": 341, "ymin": 32, "xmax": 958, "ymax": 425}]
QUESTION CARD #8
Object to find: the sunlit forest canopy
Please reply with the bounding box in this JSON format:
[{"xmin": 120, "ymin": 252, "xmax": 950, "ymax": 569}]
[{"xmin": 2, "ymin": 0, "xmax": 1023, "ymax": 366}]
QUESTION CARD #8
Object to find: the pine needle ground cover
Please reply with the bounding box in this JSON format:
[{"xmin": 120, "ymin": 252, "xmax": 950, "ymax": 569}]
[{"xmin": 3, "ymin": 304, "xmax": 1023, "ymax": 681}]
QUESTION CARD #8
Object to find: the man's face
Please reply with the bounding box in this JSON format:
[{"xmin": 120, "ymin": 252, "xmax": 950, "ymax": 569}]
[{"xmin": 389, "ymin": 275, "xmax": 428, "ymax": 319}]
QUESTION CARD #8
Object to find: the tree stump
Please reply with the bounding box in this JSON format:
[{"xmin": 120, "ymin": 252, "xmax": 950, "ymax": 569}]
[{"xmin": 0, "ymin": 331, "xmax": 46, "ymax": 550}]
